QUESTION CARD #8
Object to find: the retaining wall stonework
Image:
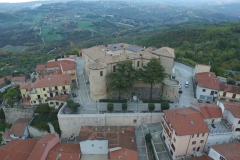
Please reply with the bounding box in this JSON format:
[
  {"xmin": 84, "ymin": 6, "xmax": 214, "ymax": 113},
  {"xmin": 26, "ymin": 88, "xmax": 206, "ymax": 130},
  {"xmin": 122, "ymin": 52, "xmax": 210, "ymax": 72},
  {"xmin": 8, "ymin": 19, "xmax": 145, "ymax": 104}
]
[
  {"xmin": 3, "ymin": 108, "xmax": 34, "ymax": 124},
  {"xmin": 58, "ymin": 112, "xmax": 163, "ymax": 138}
]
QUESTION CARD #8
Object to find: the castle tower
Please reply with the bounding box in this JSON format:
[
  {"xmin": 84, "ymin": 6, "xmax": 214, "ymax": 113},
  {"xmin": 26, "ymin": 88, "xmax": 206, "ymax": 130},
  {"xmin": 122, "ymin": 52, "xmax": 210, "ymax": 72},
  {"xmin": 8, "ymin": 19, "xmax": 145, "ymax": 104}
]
[{"xmin": 88, "ymin": 62, "xmax": 107, "ymax": 101}]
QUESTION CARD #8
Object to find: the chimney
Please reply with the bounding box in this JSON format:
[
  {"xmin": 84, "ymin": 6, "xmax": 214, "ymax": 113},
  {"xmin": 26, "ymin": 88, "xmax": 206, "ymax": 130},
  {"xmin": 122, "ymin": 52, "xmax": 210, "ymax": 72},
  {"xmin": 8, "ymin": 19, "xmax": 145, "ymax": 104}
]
[
  {"xmin": 122, "ymin": 128, "xmax": 124, "ymax": 133},
  {"xmin": 131, "ymin": 137, "xmax": 134, "ymax": 142},
  {"xmin": 48, "ymin": 78, "xmax": 50, "ymax": 81}
]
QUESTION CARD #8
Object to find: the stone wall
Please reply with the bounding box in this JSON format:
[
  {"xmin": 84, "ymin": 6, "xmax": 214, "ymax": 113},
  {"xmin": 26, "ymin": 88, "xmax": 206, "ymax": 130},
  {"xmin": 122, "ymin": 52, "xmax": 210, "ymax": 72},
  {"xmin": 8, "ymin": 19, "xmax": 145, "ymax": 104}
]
[
  {"xmin": 58, "ymin": 111, "xmax": 163, "ymax": 138},
  {"xmin": 28, "ymin": 123, "xmax": 55, "ymax": 138},
  {"xmin": 3, "ymin": 107, "xmax": 34, "ymax": 124}
]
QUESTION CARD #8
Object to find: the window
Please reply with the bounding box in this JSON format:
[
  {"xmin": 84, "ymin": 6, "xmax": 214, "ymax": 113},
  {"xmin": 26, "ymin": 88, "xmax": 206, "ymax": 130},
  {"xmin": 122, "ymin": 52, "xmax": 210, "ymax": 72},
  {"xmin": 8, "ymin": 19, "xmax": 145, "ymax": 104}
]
[
  {"xmin": 235, "ymin": 128, "xmax": 240, "ymax": 132},
  {"xmin": 113, "ymin": 66, "xmax": 116, "ymax": 72},
  {"xmin": 210, "ymin": 91, "xmax": 214, "ymax": 95},
  {"xmin": 202, "ymin": 89, "xmax": 206, "ymax": 92},
  {"xmin": 232, "ymin": 94, "xmax": 236, "ymax": 99},
  {"xmin": 56, "ymin": 102, "xmax": 59, "ymax": 105},
  {"xmin": 45, "ymin": 100, "xmax": 48, "ymax": 102},
  {"xmin": 44, "ymin": 94, "xmax": 47, "ymax": 97},
  {"xmin": 193, "ymin": 147, "xmax": 196, "ymax": 151},
  {"xmin": 50, "ymin": 102, "xmax": 53, "ymax": 104},
  {"xmin": 223, "ymin": 92, "xmax": 226, "ymax": 97},
  {"xmin": 171, "ymin": 143, "xmax": 175, "ymax": 151},
  {"xmin": 63, "ymin": 86, "xmax": 65, "ymax": 90},
  {"xmin": 173, "ymin": 138, "xmax": 176, "ymax": 143},
  {"xmin": 200, "ymin": 140, "xmax": 204, "ymax": 143},
  {"xmin": 43, "ymin": 88, "xmax": 45, "ymax": 91},
  {"xmin": 202, "ymin": 133, "xmax": 205, "ymax": 137},
  {"xmin": 197, "ymin": 134, "xmax": 199, "ymax": 137},
  {"xmin": 100, "ymin": 71, "xmax": 103, "ymax": 76},
  {"xmin": 197, "ymin": 147, "xmax": 200, "ymax": 151},
  {"xmin": 34, "ymin": 101, "xmax": 36, "ymax": 103},
  {"xmin": 92, "ymin": 144, "xmax": 94, "ymax": 147},
  {"xmin": 220, "ymin": 156, "xmax": 226, "ymax": 160},
  {"xmin": 192, "ymin": 141, "xmax": 196, "ymax": 145},
  {"xmin": 192, "ymin": 135, "xmax": 194, "ymax": 138},
  {"xmin": 238, "ymin": 120, "xmax": 240, "ymax": 124},
  {"xmin": 215, "ymin": 91, "xmax": 218, "ymax": 94},
  {"xmin": 133, "ymin": 119, "xmax": 137, "ymax": 123},
  {"xmin": 137, "ymin": 61, "xmax": 140, "ymax": 67},
  {"xmin": 55, "ymin": 86, "xmax": 58, "ymax": 90}
]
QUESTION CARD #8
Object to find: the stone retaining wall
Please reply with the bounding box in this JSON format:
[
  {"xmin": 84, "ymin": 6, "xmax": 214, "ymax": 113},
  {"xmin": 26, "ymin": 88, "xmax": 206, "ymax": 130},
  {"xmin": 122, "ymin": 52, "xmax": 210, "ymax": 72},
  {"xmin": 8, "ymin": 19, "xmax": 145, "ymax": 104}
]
[{"xmin": 3, "ymin": 107, "xmax": 34, "ymax": 124}]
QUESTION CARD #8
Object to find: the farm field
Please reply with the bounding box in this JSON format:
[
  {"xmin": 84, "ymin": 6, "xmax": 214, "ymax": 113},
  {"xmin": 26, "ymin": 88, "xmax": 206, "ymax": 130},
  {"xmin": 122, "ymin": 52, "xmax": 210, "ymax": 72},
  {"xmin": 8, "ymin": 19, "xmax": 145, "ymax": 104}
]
[{"xmin": 0, "ymin": 45, "xmax": 28, "ymax": 53}]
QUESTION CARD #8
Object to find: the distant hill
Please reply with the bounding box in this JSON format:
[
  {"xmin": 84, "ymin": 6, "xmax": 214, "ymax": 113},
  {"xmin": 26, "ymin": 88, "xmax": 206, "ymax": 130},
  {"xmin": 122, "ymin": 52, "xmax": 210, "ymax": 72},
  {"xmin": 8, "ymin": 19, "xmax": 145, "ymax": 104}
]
[{"xmin": 0, "ymin": 13, "xmax": 18, "ymax": 22}]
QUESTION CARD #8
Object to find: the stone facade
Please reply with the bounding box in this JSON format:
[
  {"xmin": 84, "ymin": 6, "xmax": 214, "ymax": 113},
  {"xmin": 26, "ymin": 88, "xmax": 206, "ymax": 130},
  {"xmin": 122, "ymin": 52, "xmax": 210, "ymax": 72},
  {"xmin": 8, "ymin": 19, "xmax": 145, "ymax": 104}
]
[
  {"xmin": 3, "ymin": 107, "xmax": 34, "ymax": 124},
  {"xmin": 161, "ymin": 80, "xmax": 179, "ymax": 102}
]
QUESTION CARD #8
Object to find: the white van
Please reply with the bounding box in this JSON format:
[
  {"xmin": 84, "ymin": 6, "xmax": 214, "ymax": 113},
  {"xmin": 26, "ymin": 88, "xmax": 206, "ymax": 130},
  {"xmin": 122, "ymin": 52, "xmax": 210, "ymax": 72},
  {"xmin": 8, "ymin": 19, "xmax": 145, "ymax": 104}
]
[{"xmin": 185, "ymin": 81, "xmax": 189, "ymax": 88}]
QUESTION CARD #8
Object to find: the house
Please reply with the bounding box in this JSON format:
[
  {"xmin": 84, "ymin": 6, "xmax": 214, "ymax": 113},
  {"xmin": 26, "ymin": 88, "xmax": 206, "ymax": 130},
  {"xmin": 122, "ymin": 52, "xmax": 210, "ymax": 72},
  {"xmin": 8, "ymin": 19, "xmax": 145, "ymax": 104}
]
[
  {"xmin": 20, "ymin": 74, "xmax": 72, "ymax": 107},
  {"xmin": 78, "ymin": 126, "xmax": 138, "ymax": 160},
  {"xmin": 0, "ymin": 133, "xmax": 81, "ymax": 160},
  {"xmin": 218, "ymin": 83, "xmax": 240, "ymax": 101},
  {"xmin": 195, "ymin": 72, "xmax": 220, "ymax": 102},
  {"xmin": 0, "ymin": 75, "xmax": 12, "ymax": 85},
  {"xmin": 2, "ymin": 118, "xmax": 32, "ymax": 144},
  {"xmin": 35, "ymin": 64, "xmax": 46, "ymax": 75},
  {"xmin": 11, "ymin": 76, "xmax": 26, "ymax": 86},
  {"xmin": 81, "ymin": 43, "xmax": 176, "ymax": 101},
  {"xmin": 218, "ymin": 101, "xmax": 240, "ymax": 137},
  {"xmin": 0, "ymin": 139, "xmax": 38, "ymax": 160},
  {"xmin": 208, "ymin": 142, "xmax": 240, "ymax": 160},
  {"xmin": 190, "ymin": 103, "xmax": 233, "ymax": 151},
  {"xmin": 194, "ymin": 64, "xmax": 211, "ymax": 75},
  {"xmin": 161, "ymin": 107, "xmax": 209, "ymax": 159}
]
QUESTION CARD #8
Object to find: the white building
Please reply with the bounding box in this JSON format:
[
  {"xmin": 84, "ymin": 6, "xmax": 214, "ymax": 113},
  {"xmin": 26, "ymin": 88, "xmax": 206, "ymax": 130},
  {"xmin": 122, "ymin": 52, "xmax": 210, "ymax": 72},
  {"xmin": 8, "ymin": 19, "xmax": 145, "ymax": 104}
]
[{"xmin": 195, "ymin": 72, "xmax": 220, "ymax": 102}]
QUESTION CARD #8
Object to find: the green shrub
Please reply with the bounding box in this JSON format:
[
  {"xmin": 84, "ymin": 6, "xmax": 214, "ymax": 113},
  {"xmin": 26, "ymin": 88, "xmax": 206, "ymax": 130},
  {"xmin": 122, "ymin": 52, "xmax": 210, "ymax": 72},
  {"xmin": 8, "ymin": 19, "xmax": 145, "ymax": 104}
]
[
  {"xmin": 0, "ymin": 108, "xmax": 5, "ymax": 121},
  {"xmin": 122, "ymin": 103, "xmax": 127, "ymax": 110},
  {"xmin": 145, "ymin": 133, "xmax": 152, "ymax": 143},
  {"xmin": 99, "ymin": 99, "xmax": 127, "ymax": 103},
  {"xmin": 67, "ymin": 99, "xmax": 78, "ymax": 113},
  {"xmin": 107, "ymin": 103, "xmax": 114, "ymax": 112},
  {"xmin": 148, "ymin": 103, "xmax": 155, "ymax": 111},
  {"xmin": 161, "ymin": 101, "xmax": 170, "ymax": 110},
  {"xmin": 142, "ymin": 99, "xmax": 170, "ymax": 103},
  {"xmin": 35, "ymin": 103, "xmax": 50, "ymax": 114}
]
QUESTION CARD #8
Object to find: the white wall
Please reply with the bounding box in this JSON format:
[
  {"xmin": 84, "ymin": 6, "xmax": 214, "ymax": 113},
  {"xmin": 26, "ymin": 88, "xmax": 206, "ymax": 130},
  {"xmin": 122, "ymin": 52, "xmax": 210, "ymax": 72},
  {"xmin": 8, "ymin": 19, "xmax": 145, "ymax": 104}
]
[
  {"xmin": 204, "ymin": 118, "xmax": 222, "ymax": 125},
  {"xmin": 196, "ymin": 86, "xmax": 218, "ymax": 102},
  {"xmin": 205, "ymin": 133, "xmax": 232, "ymax": 150},
  {"xmin": 80, "ymin": 140, "xmax": 108, "ymax": 154},
  {"xmin": 208, "ymin": 148, "xmax": 225, "ymax": 160}
]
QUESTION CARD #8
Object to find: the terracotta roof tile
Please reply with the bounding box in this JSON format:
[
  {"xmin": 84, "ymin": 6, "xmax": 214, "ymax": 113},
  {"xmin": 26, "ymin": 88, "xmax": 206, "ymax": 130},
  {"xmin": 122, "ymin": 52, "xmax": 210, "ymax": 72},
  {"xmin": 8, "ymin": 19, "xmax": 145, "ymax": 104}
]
[
  {"xmin": 35, "ymin": 65, "xmax": 45, "ymax": 71},
  {"xmin": 109, "ymin": 148, "xmax": 138, "ymax": 160},
  {"xmin": 0, "ymin": 150, "xmax": 30, "ymax": 160},
  {"xmin": 222, "ymin": 101, "xmax": 240, "ymax": 118},
  {"xmin": 60, "ymin": 61, "xmax": 76, "ymax": 71},
  {"xmin": 219, "ymin": 83, "xmax": 240, "ymax": 94},
  {"xmin": 45, "ymin": 61, "xmax": 60, "ymax": 68},
  {"xmin": 195, "ymin": 72, "xmax": 220, "ymax": 90},
  {"xmin": 191, "ymin": 103, "xmax": 223, "ymax": 119},
  {"xmin": 0, "ymin": 77, "xmax": 5, "ymax": 84},
  {"xmin": 2, "ymin": 118, "xmax": 32, "ymax": 138},
  {"xmin": 20, "ymin": 82, "xmax": 31, "ymax": 90},
  {"xmin": 33, "ymin": 74, "xmax": 71, "ymax": 88},
  {"xmin": 11, "ymin": 76, "xmax": 26, "ymax": 82},
  {"xmin": 6, "ymin": 76, "xmax": 12, "ymax": 80},
  {"xmin": 78, "ymin": 126, "xmax": 137, "ymax": 151},
  {"xmin": 211, "ymin": 142, "xmax": 240, "ymax": 160},
  {"xmin": 164, "ymin": 108, "xmax": 209, "ymax": 136}
]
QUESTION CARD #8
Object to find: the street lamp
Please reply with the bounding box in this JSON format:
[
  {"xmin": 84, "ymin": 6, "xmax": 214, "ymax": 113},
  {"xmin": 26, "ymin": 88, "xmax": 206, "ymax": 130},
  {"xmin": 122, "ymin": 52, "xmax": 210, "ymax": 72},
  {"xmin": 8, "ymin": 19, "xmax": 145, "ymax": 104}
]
[{"xmin": 137, "ymin": 98, "xmax": 138, "ymax": 113}]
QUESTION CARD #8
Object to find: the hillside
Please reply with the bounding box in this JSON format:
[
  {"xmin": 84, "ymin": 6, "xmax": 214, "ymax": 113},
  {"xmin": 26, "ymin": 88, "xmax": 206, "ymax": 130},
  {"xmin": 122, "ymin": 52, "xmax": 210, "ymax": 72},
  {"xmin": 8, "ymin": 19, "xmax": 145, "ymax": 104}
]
[{"xmin": 0, "ymin": 13, "xmax": 18, "ymax": 22}]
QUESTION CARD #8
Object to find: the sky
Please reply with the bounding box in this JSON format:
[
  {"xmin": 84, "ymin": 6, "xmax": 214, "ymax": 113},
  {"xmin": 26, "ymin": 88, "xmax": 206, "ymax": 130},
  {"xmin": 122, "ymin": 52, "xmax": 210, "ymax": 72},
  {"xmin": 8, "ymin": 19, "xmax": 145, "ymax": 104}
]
[{"xmin": 0, "ymin": 0, "xmax": 46, "ymax": 3}]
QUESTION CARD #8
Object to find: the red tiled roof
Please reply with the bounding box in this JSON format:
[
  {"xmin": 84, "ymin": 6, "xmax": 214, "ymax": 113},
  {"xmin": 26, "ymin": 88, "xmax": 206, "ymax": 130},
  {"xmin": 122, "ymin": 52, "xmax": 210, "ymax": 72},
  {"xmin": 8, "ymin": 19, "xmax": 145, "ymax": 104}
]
[
  {"xmin": 0, "ymin": 77, "xmax": 4, "ymax": 84},
  {"xmin": 219, "ymin": 83, "xmax": 240, "ymax": 94},
  {"xmin": 45, "ymin": 142, "xmax": 80, "ymax": 160},
  {"xmin": 195, "ymin": 72, "xmax": 220, "ymax": 90},
  {"xmin": 20, "ymin": 82, "xmax": 31, "ymax": 90},
  {"xmin": 45, "ymin": 61, "xmax": 60, "ymax": 68},
  {"xmin": 11, "ymin": 76, "xmax": 26, "ymax": 82},
  {"xmin": 6, "ymin": 76, "xmax": 12, "ymax": 80},
  {"xmin": 2, "ymin": 118, "xmax": 32, "ymax": 139},
  {"xmin": 191, "ymin": 103, "xmax": 222, "ymax": 119},
  {"xmin": 60, "ymin": 61, "xmax": 76, "ymax": 71},
  {"xmin": 164, "ymin": 108, "xmax": 209, "ymax": 136},
  {"xmin": 78, "ymin": 126, "xmax": 137, "ymax": 151},
  {"xmin": 187, "ymin": 155, "xmax": 211, "ymax": 160},
  {"xmin": 211, "ymin": 142, "xmax": 240, "ymax": 160},
  {"xmin": 109, "ymin": 148, "xmax": 138, "ymax": 160},
  {"xmin": 33, "ymin": 74, "xmax": 71, "ymax": 88},
  {"xmin": 35, "ymin": 65, "xmax": 45, "ymax": 71},
  {"xmin": 222, "ymin": 101, "xmax": 240, "ymax": 118}
]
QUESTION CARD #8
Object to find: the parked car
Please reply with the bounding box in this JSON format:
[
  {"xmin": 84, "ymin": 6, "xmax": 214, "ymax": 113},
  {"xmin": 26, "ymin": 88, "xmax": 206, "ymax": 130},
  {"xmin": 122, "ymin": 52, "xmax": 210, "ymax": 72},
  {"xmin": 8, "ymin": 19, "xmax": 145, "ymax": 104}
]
[
  {"xmin": 72, "ymin": 93, "xmax": 77, "ymax": 97},
  {"xmin": 179, "ymin": 90, "xmax": 183, "ymax": 94},
  {"xmin": 198, "ymin": 100, "xmax": 203, "ymax": 103},
  {"xmin": 179, "ymin": 83, "xmax": 182, "ymax": 89},
  {"xmin": 77, "ymin": 103, "xmax": 81, "ymax": 107},
  {"xmin": 185, "ymin": 81, "xmax": 189, "ymax": 88}
]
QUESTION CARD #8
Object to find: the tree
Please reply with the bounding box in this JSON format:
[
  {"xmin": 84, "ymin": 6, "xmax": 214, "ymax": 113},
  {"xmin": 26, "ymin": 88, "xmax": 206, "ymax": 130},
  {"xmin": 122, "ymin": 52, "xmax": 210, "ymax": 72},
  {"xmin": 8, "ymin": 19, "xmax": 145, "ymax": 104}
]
[
  {"xmin": 35, "ymin": 104, "xmax": 50, "ymax": 114},
  {"xmin": 161, "ymin": 101, "xmax": 170, "ymax": 111},
  {"xmin": 107, "ymin": 103, "xmax": 114, "ymax": 112},
  {"xmin": 66, "ymin": 100, "xmax": 77, "ymax": 113},
  {"xmin": 145, "ymin": 133, "xmax": 152, "ymax": 143},
  {"xmin": 122, "ymin": 103, "xmax": 127, "ymax": 111},
  {"xmin": 7, "ymin": 99, "xmax": 13, "ymax": 107},
  {"xmin": 107, "ymin": 60, "xmax": 137, "ymax": 100},
  {"xmin": 0, "ymin": 108, "xmax": 5, "ymax": 121},
  {"xmin": 3, "ymin": 88, "xmax": 18, "ymax": 100},
  {"xmin": 148, "ymin": 103, "xmax": 155, "ymax": 112},
  {"xmin": 139, "ymin": 58, "xmax": 166, "ymax": 100}
]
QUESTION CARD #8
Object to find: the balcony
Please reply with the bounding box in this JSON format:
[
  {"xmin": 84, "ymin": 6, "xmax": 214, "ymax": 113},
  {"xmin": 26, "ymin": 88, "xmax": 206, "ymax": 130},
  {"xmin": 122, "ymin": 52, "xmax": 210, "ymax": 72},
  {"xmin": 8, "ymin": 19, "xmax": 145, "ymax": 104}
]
[
  {"xmin": 208, "ymin": 120, "xmax": 233, "ymax": 135},
  {"xmin": 71, "ymin": 72, "xmax": 75, "ymax": 75},
  {"xmin": 47, "ymin": 89, "xmax": 58, "ymax": 93},
  {"xmin": 29, "ymin": 90, "xmax": 37, "ymax": 94},
  {"xmin": 162, "ymin": 116, "xmax": 173, "ymax": 131},
  {"xmin": 161, "ymin": 121, "xmax": 172, "ymax": 139}
]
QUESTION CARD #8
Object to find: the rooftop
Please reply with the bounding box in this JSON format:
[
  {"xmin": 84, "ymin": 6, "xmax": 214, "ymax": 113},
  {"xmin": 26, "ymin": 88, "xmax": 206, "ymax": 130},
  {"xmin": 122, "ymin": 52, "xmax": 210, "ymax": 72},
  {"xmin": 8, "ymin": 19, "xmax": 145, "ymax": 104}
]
[
  {"xmin": 60, "ymin": 60, "xmax": 76, "ymax": 71},
  {"xmin": 88, "ymin": 62, "xmax": 107, "ymax": 70},
  {"xmin": 2, "ymin": 118, "xmax": 32, "ymax": 139},
  {"xmin": 219, "ymin": 83, "xmax": 240, "ymax": 94},
  {"xmin": 191, "ymin": 103, "xmax": 222, "ymax": 119},
  {"xmin": 45, "ymin": 61, "xmax": 60, "ymax": 68},
  {"xmin": 221, "ymin": 101, "xmax": 240, "ymax": 118},
  {"xmin": 109, "ymin": 148, "xmax": 138, "ymax": 160},
  {"xmin": 35, "ymin": 64, "xmax": 45, "ymax": 71},
  {"xmin": 163, "ymin": 108, "xmax": 209, "ymax": 136},
  {"xmin": 78, "ymin": 126, "xmax": 137, "ymax": 151},
  {"xmin": 153, "ymin": 47, "xmax": 175, "ymax": 58},
  {"xmin": 211, "ymin": 142, "xmax": 240, "ymax": 160},
  {"xmin": 195, "ymin": 72, "xmax": 220, "ymax": 90},
  {"xmin": 11, "ymin": 76, "xmax": 26, "ymax": 82}
]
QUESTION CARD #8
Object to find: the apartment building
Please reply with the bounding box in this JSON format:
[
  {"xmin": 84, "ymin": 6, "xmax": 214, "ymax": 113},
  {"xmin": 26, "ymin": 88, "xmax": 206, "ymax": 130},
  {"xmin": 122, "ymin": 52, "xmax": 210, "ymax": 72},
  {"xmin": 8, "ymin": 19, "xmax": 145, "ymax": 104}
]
[
  {"xmin": 20, "ymin": 74, "xmax": 72, "ymax": 107},
  {"xmin": 218, "ymin": 83, "xmax": 240, "ymax": 101}
]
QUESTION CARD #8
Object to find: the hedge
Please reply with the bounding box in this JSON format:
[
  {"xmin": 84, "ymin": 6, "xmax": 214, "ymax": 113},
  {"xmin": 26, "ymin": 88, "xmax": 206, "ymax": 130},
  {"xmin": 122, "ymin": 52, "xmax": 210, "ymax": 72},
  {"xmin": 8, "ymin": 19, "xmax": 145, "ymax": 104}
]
[{"xmin": 99, "ymin": 99, "xmax": 127, "ymax": 103}]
